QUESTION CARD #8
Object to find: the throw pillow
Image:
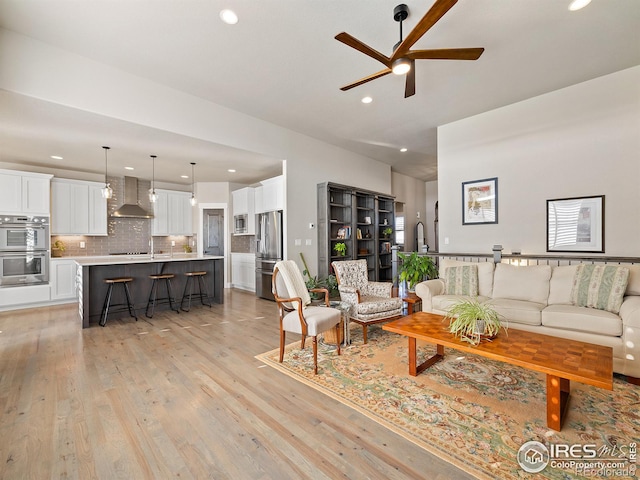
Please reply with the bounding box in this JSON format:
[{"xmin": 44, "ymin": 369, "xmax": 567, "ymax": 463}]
[
  {"xmin": 571, "ymin": 264, "xmax": 630, "ymax": 314},
  {"xmin": 443, "ymin": 265, "xmax": 479, "ymax": 296}
]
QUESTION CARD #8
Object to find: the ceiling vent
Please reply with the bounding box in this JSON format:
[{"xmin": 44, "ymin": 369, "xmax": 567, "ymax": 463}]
[{"xmin": 111, "ymin": 176, "xmax": 154, "ymax": 219}]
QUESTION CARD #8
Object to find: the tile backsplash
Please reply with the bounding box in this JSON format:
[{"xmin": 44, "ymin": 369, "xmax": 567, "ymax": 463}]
[
  {"xmin": 52, "ymin": 176, "xmax": 192, "ymax": 257},
  {"xmin": 231, "ymin": 234, "xmax": 255, "ymax": 253}
]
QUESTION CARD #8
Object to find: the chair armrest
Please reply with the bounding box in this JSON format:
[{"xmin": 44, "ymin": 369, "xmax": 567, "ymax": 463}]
[
  {"xmin": 364, "ymin": 281, "xmax": 393, "ymax": 298},
  {"xmin": 338, "ymin": 285, "xmax": 360, "ymax": 305},
  {"xmin": 310, "ymin": 288, "xmax": 330, "ymax": 306},
  {"xmin": 415, "ymin": 279, "xmax": 445, "ymax": 312}
]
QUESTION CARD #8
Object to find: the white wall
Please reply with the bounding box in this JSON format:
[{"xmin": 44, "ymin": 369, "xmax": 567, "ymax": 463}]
[
  {"xmin": 286, "ymin": 146, "xmax": 391, "ymax": 277},
  {"xmin": 391, "ymin": 172, "xmax": 427, "ymax": 252},
  {"xmin": 425, "ymin": 180, "xmax": 438, "ymax": 252},
  {"xmin": 437, "ymin": 66, "xmax": 640, "ymax": 257}
]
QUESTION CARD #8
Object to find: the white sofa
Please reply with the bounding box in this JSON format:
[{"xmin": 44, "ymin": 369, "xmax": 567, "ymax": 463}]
[{"xmin": 415, "ymin": 259, "xmax": 640, "ymax": 381}]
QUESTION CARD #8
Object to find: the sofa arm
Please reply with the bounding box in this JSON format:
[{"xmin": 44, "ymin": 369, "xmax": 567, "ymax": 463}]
[
  {"xmin": 620, "ymin": 296, "xmax": 640, "ymax": 328},
  {"xmin": 364, "ymin": 281, "xmax": 393, "ymax": 298},
  {"xmin": 415, "ymin": 279, "xmax": 445, "ymax": 312},
  {"xmin": 619, "ymin": 296, "xmax": 640, "ymax": 378}
]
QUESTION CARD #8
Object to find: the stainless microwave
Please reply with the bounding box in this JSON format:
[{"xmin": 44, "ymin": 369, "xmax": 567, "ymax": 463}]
[{"xmin": 234, "ymin": 214, "xmax": 248, "ymax": 234}]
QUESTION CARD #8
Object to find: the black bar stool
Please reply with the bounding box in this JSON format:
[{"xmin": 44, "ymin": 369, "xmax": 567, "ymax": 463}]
[
  {"xmin": 180, "ymin": 271, "xmax": 212, "ymax": 312},
  {"xmin": 145, "ymin": 273, "xmax": 180, "ymax": 318},
  {"xmin": 100, "ymin": 277, "xmax": 138, "ymax": 326}
]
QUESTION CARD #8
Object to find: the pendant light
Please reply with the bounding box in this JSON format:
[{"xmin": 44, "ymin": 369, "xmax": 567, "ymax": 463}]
[
  {"xmin": 149, "ymin": 155, "xmax": 158, "ymax": 203},
  {"xmin": 190, "ymin": 162, "xmax": 197, "ymax": 206},
  {"xmin": 101, "ymin": 146, "xmax": 113, "ymax": 199}
]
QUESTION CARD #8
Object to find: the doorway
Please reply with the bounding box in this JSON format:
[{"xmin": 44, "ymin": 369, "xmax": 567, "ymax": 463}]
[{"xmin": 203, "ymin": 209, "xmax": 224, "ymax": 256}]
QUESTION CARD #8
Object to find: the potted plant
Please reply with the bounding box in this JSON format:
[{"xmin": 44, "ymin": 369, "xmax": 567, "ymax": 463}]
[
  {"xmin": 398, "ymin": 252, "xmax": 437, "ymax": 291},
  {"xmin": 382, "ymin": 227, "xmax": 393, "ymax": 239},
  {"xmin": 52, "ymin": 240, "xmax": 66, "ymax": 257},
  {"xmin": 334, "ymin": 242, "xmax": 347, "ymax": 256},
  {"xmin": 444, "ymin": 298, "xmax": 505, "ymax": 346}
]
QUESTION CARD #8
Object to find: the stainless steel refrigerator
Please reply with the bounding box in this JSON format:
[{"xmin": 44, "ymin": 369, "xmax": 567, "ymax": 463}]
[{"xmin": 255, "ymin": 210, "xmax": 283, "ymax": 301}]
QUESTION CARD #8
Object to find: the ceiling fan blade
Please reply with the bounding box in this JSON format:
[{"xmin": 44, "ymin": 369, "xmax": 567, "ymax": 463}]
[
  {"xmin": 340, "ymin": 68, "xmax": 392, "ymax": 91},
  {"xmin": 392, "ymin": 0, "xmax": 459, "ymax": 61},
  {"xmin": 405, "ymin": 61, "xmax": 416, "ymax": 98},
  {"xmin": 335, "ymin": 32, "xmax": 391, "ymax": 67},
  {"xmin": 407, "ymin": 48, "xmax": 484, "ymax": 60}
]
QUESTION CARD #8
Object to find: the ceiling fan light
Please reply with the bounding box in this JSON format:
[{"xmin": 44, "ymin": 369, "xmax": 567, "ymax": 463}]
[
  {"xmin": 220, "ymin": 9, "xmax": 238, "ymax": 24},
  {"xmin": 392, "ymin": 58, "xmax": 411, "ymax": 75},
  {"xmin": 568, "ymin": 0, "xmax": 591, "ymax": 10}
]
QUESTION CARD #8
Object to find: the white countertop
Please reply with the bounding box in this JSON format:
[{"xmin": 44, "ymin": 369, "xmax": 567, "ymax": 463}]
[{"xmin": 73, "ymin": 254, "xmax": 224, "ymax": 266}]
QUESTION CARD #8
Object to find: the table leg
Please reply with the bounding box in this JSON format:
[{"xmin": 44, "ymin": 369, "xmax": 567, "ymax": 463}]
[
  {"xmin": 407, "ymin": 302, "xmax": 414, "ymax": 315},
  {"xmin": 546, "ymin": 375, "xmax": 570, "ymax": 431},
  {"xmin": 408, "ymin": 338, "xmax": 444, "ymax": 376}
]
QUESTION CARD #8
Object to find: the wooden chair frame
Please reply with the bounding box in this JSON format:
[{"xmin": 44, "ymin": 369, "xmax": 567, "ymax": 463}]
[{"xmin": 272, "ymin": 266, "xmax": 341, "ymax": 374}]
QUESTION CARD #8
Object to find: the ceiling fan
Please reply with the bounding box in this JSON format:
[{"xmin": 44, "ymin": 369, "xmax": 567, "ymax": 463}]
[{"xmin": 335, "ymin": 0, "xmax": 484, "ymax": 98}]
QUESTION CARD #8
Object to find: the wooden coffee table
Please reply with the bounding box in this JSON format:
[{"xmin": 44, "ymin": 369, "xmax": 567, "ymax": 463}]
[{"xmin": 383, "ymin": 312, "xmax": 613, "ymax": 431}]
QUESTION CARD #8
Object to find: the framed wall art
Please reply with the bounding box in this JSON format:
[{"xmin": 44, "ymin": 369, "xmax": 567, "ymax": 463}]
[
  {"xmin": 462, "ymin": 177, "xmax": 498, "ymax": 225},
  {"xmin": 547, "ymin": 195, "xmax": 604, "ymax": 253}
]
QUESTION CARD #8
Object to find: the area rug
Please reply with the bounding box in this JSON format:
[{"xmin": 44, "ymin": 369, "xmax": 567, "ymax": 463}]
[{"xmin": 256, "ymin": 326, "xmax": 640, "ymax": 480}]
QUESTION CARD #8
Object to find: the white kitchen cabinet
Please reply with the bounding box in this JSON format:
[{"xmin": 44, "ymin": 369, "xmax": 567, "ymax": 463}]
[
  {"xmin": 231, "ymin": 253, "xmax": 256, "ymax": 291},
  {"xmin": 0, "ymin": 285, "xmax": 51, "ymax": 309},
  {"xmin": 152, "ymin": 189, "xmax": 193, "ymax": 236},
  {"xmin": 254, "ymin": 186, "xmax": 264, "ymax": 214},
  {"xmin": 152, "ymin": 191, "xmax": 169, "ymax": 235},
  {"xmin": 232, "ymin": 187, "xmax": 255, "ymax": 235},
  {"xmin": 50, "ymin": 258, "xmax": 77, "ymax": 301},
  {"xmin": 232, "ymin": 187, "xmax": 255, "ymax": 215},
  {"xmin": 257, "ymin": 175, "xmax": 284, "ymax": 213},
  {"xmin": 0, "ymin": 169, "xmax": 52, "ymax": 215},
  {"xmin": 51, "ymin": 179, "xmax": 107, "ymax": 235},
  {"xmin": 88, "ymin": 184, "xmax": 108, "ymax": 235}
]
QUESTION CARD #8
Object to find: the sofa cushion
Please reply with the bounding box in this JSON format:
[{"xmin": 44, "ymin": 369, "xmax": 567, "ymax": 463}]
[
  {"xmin": 432, "ymin": 295, "xmax": 490, "ymax": 314},
  {"xmin": 489, "ymin": 298, "xmax": 544, "ymax": 326},
  {"xmin": 492, "ymin": 263, "xmax": 551, "ymax": 305},
  {"xmin": 356, "ymin": 296, "xmax": 403, "ymax": 315},
  {"xmin": 440, "ymin": 259, "xmax": 494, "ymax": 297},
  {"xmin": 548, "ymin": 265, "xmax": 578, "ymax": 305},
  {"xmin": 542, "ymin": 304, "xmax": 622, "ymax": 337},
  {"xmin": 443, "ymin": 265, "xmax": 478, "ymax": 296},
  {"xmin": 571, "ymin": 264, "xmax": 629, "ymax": 314}
]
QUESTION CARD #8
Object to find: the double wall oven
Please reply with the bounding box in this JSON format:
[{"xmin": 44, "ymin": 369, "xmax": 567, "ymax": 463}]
[{"xmin": 0, "ymin": 215, "xmax": 50, "ymax": 287}]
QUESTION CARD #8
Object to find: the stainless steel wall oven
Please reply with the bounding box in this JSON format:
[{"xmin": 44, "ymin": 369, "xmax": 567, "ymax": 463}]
[{"xmin": 0, "ymin": 215, "xmax": 50, "ymax": 287}]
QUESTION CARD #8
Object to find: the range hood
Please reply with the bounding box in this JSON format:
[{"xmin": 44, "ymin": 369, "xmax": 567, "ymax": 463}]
[{"xmin": 111, "ymin": 176, "xmax": 154, "ymax": 219}]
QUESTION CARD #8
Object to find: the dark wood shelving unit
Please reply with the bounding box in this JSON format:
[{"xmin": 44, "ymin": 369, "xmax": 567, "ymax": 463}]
[{"xmin": 318, "ymin": 182, "xmax": 395, "ymax": 281}]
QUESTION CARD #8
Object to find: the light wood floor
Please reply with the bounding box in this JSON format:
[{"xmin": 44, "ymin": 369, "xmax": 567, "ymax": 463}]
[{"xmin": 0, "ymin": 289, "xmax": 474, "ymax": 480}]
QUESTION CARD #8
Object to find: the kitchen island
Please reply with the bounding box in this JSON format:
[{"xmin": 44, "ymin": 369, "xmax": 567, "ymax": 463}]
[{"xmin": 76, "ymin": 254, "xmax": 224, "ymax": 328}]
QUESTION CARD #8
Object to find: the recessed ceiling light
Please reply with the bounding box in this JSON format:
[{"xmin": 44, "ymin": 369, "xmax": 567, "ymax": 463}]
[
  {"xmin": 361, "ymin": 96, "xmax": 373, "ymax": 104},
  {"xmin": 50, "ymin": 155, "xmax": 63, "ymax": 160},
  {"xmin": 228, "ymin": 169, "xmax": 236, "ymax": 173},
  {"xmin": 568, "ymin": 0, "xmax": 591, "ymax": 10},
  {"xmin": 125, "ymin": 166, "xmax": 134, "ymax": 170},
  {"xmin": 220, "ymin": 9, "xmax": 238, "ymax": 24},
  {"xmin": 181, "ymin": 175, "xmax": 189, "ymax": 179},
  {"xmin": 400, "ymin": 148, "xmax": 408, "ymax": 153}
]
